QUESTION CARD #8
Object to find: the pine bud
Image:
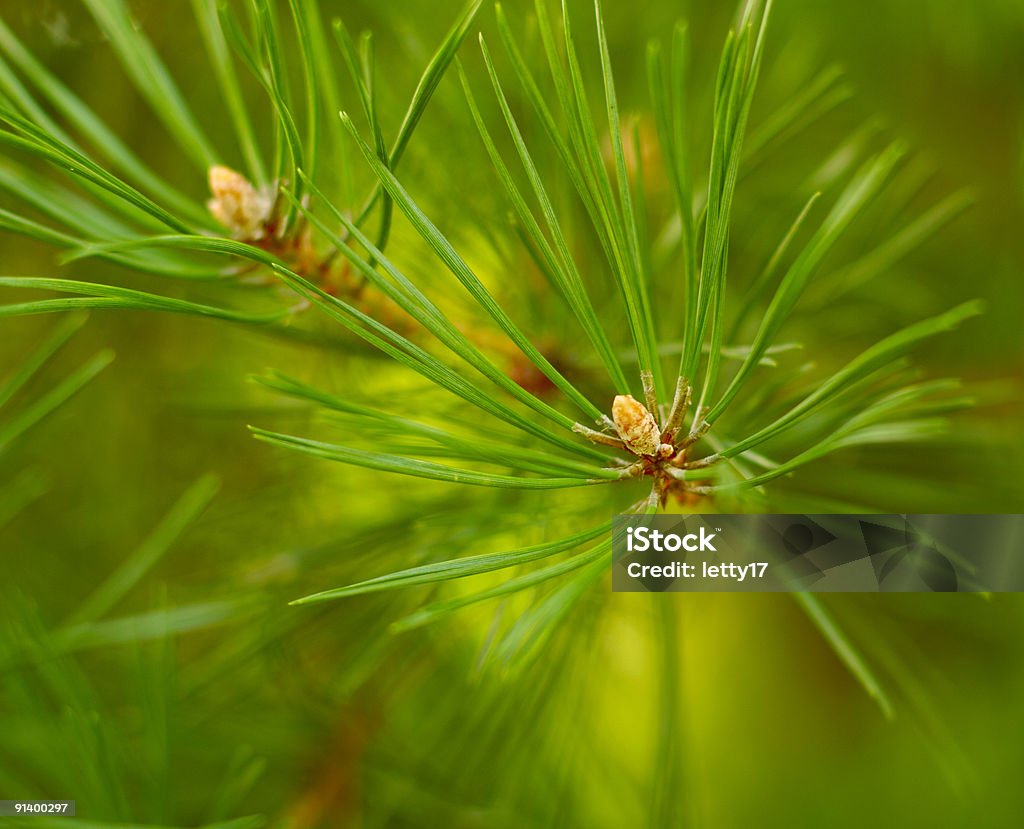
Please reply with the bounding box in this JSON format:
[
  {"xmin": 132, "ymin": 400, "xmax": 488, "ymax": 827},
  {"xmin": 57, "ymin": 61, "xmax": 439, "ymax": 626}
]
[
  {"xmin": 612, "ymin": 394, "xmax": 663, "ymax": 457},
  {"xmin": 207, "ymin": 165, "xmax": 272, "ymax": 240}
]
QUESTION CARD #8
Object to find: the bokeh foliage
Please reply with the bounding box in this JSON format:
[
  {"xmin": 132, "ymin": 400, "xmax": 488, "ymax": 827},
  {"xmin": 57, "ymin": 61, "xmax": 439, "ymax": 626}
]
[{"xmin": 1, "ymin": 0, "xmax": 1022, "ymax": 827}]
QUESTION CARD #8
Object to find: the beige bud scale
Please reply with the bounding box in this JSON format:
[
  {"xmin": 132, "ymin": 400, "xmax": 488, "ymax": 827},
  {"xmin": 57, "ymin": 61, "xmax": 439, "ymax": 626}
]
[
  {"xmin": 207, "ymin": 165, "xmax": 273, "ymax": 241},
  {"xmin": 612, "ymin": 394, "xmax": 672, "ymax": 458}
]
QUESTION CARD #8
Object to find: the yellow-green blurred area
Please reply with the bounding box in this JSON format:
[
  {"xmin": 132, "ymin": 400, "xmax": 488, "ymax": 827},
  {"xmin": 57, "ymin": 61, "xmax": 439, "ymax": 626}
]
[{"xmin": 1, "ymin": 1, "xmax": 1023, "ymax": 827}]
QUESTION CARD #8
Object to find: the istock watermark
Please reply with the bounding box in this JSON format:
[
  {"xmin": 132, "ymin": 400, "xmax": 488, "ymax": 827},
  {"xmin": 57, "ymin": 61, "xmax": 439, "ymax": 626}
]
[
  {"xmin": 611, "ymin": 514, "xmax": 1024, "ymax": 593},
  {"xmin": 626, "ymin": 525, "xmax": 719, "ymax": 553}
]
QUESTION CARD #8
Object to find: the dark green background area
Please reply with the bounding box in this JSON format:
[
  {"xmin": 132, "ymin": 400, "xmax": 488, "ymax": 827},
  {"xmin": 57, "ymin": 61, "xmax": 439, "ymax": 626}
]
[{"xmin": 1, "ymin": 1, "xmax": 1022, "ymax": 827}]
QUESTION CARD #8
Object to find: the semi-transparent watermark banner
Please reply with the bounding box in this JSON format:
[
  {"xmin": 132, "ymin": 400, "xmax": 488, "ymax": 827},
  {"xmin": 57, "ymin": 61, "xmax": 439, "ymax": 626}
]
[{"xmin": 612, "ymin": 514, "xmax": 1024, "ymax": 592}]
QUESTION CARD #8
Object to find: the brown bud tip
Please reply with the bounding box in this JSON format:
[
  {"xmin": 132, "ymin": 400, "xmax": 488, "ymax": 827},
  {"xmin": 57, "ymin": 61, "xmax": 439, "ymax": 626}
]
[
  {"xmin": 612, "ymin": 394, "xmax": 662, "ymax": 457},
  {"xmin": 208, "ymin": 165, "xmax": 247, "ymax": 197},
  {"xmin": 207, "ymin": 165, "xmax": 272, "ymax": 240}
]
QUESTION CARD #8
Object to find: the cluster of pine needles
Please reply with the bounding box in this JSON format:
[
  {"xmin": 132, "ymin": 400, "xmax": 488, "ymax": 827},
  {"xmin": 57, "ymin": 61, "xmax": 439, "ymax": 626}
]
[{"xmin": 0, "ymin": 0, "xmax": 998, "ymax": 825}]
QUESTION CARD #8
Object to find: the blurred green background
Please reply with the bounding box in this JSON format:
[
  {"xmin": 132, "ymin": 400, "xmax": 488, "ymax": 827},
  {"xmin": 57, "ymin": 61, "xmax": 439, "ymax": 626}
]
[{"xmin": 1, "ymin": 1, "xmax": 1023, "ymax": 827}]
